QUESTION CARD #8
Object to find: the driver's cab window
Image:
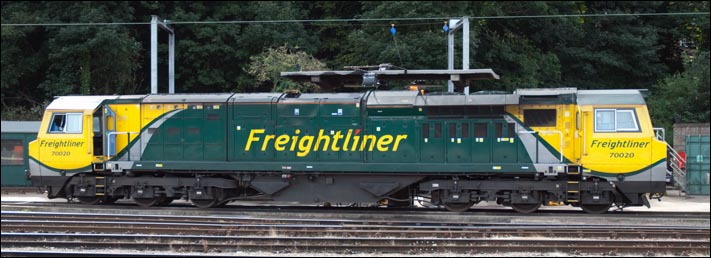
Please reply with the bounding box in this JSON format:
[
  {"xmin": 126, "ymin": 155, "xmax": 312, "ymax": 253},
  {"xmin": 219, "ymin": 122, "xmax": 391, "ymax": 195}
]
[{"xmin": 49, "ymin": 113, "xmax": 83, "ymax": 134}]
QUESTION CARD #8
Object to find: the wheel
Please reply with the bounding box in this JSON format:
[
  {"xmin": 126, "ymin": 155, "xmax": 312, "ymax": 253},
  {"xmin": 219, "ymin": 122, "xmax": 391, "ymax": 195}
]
[
  {"xmin": 580, "ymin": 189, "xmax": 613, "ymax": 214},
  {"xmin": 190, "ymin": 187, "xmax": 220, "ymax": 208},
  {"xmin": 444, "ymin": 202, "xmax": 474, "ymax": 212},
  {"xmin": 511, "ymin": 202, "xmax": 541, "ymax": 213},
  {"xmin": 581, "ymin": 203, "xmax": 612, "ymax": 214},
  {"xmin": 77, "ymin": 196, "xmax": 101, "ymax": 205},
  {"xmin": 191, "ymin": 198, "xmax": 218, "ymax": 208},
  {"xmin": 134, "ymin": 197, "xmax": 160, "ymax": 207}
]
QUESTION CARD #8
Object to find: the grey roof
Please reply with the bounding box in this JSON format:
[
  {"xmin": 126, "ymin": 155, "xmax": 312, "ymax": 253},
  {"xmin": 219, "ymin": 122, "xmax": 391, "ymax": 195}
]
[
  {"xmin": 515, "ymin": 88, "xmax": 577, "ymax": 96},
  {"xmin": 466, "ymin": 94, "xmax": 518, "ymax": 105},
  {"xmin": 416, "ymin": 93, "xmax": 518, "ymax": 106},
  {"xmin": 367, "ymin": 90, "xmax": 420, "ymax": 106},
  {"xmin": 143, "ymin": 93, "xmax": 235, "ymax": 103},
  {"xmin": 47, "ymin": 95, "xmax": 119, "ymax": 110},
  {"xmin": 1, "ymin": 121, "xmax": 41, "ymax": 133},
  {"xmin": 577, "ymin": 90, "xmax": 646, "ymax": 105},
  {"xmin": 46, "ymin": 95, "xmax": 145, "ymax": 110},
  {"xmin": 365, "ymin": 90, "xmax": 520, "ymax": 107},
  {"xmin": 230, "ymin": 93, "xmax": 284, "ymax": 103},
  {"xmin": 279, "ymin": 92, "xmax": 364, "ymax": 104}
]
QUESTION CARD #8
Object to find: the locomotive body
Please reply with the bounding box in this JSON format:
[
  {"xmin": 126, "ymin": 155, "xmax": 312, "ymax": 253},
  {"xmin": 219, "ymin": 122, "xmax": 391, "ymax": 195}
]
[{"xmin": 29, "ymin": 86, "xmax": 667, "ymax": 213}]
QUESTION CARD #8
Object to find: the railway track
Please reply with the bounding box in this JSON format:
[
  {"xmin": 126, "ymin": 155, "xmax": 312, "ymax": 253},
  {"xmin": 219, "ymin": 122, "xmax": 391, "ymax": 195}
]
[
  {"xmin": 2, "ymin": 200, "xmax": 710, "ymax": 218},
  {"xmin": 3, "ymin": 232, "xmax": 708, "ymax": 255},
  {"xmin": 2, "ymin": 208, "xmax": 709, "ymax": 256}
]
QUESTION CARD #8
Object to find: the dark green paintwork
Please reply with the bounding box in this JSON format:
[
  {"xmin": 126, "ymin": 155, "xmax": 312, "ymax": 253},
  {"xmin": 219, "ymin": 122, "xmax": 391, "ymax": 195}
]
[
  {"xmin": 419, "ymin": 120, "xmax": 443, "ymax": 163},
  {"xmin": 685, "ymin": 135, "xmax": 710, "ymax": 195},
  {"xmin": 1, "ymin": 132, "xmax": 37, "ymax": 186},
  {"xmin": 143, "ymin": 105, "xmax": 227, "ymax": 161},
  {"xmin": 137, "ymin": 92, "xmax": 539, "ymax": 173}
]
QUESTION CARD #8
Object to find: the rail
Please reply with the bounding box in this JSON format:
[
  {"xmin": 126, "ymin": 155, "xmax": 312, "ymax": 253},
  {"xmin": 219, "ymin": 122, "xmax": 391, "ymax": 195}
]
[{"xmin": 2, "ymin": 209, "xmax": 708, "ymax": 256}]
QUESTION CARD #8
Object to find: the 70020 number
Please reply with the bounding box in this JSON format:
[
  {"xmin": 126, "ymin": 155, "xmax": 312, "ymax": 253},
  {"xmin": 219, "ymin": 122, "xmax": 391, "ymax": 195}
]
[
  {"xmin": 609, "ymin": 152, "xmax": 635, "ymax": 158},
  {"xmin": 51, "ymin": 151, "xmax": 71, "ymax": 156}
]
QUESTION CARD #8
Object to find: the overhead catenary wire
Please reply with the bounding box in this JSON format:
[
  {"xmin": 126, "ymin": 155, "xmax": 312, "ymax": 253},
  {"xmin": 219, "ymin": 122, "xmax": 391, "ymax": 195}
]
[{"xmin": 1, "ymin": 12, "xmax": 708, "ymax": 26}]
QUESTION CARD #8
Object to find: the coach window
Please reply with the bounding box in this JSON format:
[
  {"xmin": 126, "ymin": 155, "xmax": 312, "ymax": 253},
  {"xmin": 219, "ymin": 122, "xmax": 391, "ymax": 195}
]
[
  {"xmin": 1, "ymin": 139, "xmax": 24, "ymax": 165},
  {"xmin": 49, "ymin": 113, "xmax": 83, "ymax": 134},
  {"xmin": 594, "ymin": 109, "xmax": 639, "ymax": 132}
]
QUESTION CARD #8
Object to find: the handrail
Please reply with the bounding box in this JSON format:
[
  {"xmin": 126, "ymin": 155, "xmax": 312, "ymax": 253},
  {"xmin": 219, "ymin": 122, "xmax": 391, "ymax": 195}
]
[
  {"xmin": 582, "ymin": 111, "xmax": 588, "ymax": 156},
  {"xmin": 653, "ymin": 127, "xmax": 665, "ymax": 141},
  {"xmin": 667, "ymin": 144, "xmax": 686, "ymax": 193},
  {"xmin": 87, "ymin": 115, "xmax": 92, "ymax": 154},
  {"xmin": 107, "ymin": 132, "xmax": 138, "ymax": 160},
  {"xmin": 653, "ymin": 129, "xmax": 686, "ymax": 193}
]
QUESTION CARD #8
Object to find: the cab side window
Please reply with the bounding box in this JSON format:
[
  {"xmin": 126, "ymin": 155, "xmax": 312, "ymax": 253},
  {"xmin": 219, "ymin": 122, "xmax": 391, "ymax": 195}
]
[
  {"xmin": 594, "ymin": 109, "xmax": 639, "ymax": 132},
  {"xmin": 49, "ymin": 113, "xmax": 83, "ymax": 134}
]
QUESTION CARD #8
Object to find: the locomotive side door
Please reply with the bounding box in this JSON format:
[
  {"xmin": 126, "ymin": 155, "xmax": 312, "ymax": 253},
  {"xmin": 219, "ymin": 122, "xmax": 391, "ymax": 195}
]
[
  {"xmin": 103, "ymin": 105, "xmax": 117, "ymax": 157},
  {"xmin": 471, "ymin": 121, "xmax": 491, "ymax": 163},
  {"xmin": 92, "ymin": 109, "xmax": 104, "ymax": 159},
  {"xmin": 446, "ymin": 121, "xmax": 471, "ymax": 163},
  {"xmin": 492, "ymin": 120, "xmax": 517, "ymax": 163},
  {"xmin": 420, "ymin": 121, "xmax": 443, "ymax": 163}
]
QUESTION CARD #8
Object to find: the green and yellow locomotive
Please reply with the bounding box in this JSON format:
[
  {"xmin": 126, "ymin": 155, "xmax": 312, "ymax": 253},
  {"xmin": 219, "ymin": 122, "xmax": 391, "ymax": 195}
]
[{"xmin": 29, "ymin": 69, "xmax": 668, "ymax": 213}]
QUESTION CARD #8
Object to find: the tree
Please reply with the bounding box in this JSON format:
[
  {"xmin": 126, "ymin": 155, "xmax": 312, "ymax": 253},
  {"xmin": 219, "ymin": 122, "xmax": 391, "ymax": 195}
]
[
  {"xmin": 2, "ymin": 1, "xmax": 50, "ymax": 119},
  {"xmin": 1, "ymin": 1, "xmax": 708, "ymax": 122},
  {"xmin": 39, "ymin": 2, "xmax": 141, "ymax": 96},
  {"xmin": 558, "ymin": 2, "xmax": 669, "ymax": 89},
  {"xmin": 648, "ymin": 51, "xmax": 710, "ymax": 144},
  {"xmin": 246, "ymin": 45, "xmax": 326, "ymax": 92},
  {"xmin": 138, "ymin": 1, "xmax": 321, "ymax": 93}
]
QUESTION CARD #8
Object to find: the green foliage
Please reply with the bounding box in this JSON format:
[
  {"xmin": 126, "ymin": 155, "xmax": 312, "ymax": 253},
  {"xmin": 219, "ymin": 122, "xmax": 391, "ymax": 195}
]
[
  {"xmin": 648, "ymin": 51, "xmax": 710, "ymax": 144},
  {"xmin": 39, "ymin": 2, "xmax": 141, "ymax": 96},
  {"xmin": 1, "ymin": 102, "xmax": 46, "ymax": 121},
  {"xmin": 474, "ymin": 29, "xmax": 561, "ymax": 91},
  {"xmin": 0, "ymin": 1, "xmax": 709, "ymax": 129},
  {"xmin": 1, "ymin": 1, "xmax": 50, "ymax": 115},
  {"xmin": 556, "ymin": 2, "xmax": 669, "ymax": 89},
  {"xmin": 247, "ymin": 45, "xmax": 327, "ymax": 92},
  {"xmin": 155, "ymin": 1, "xmax": 319, "ymax": 93}
]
